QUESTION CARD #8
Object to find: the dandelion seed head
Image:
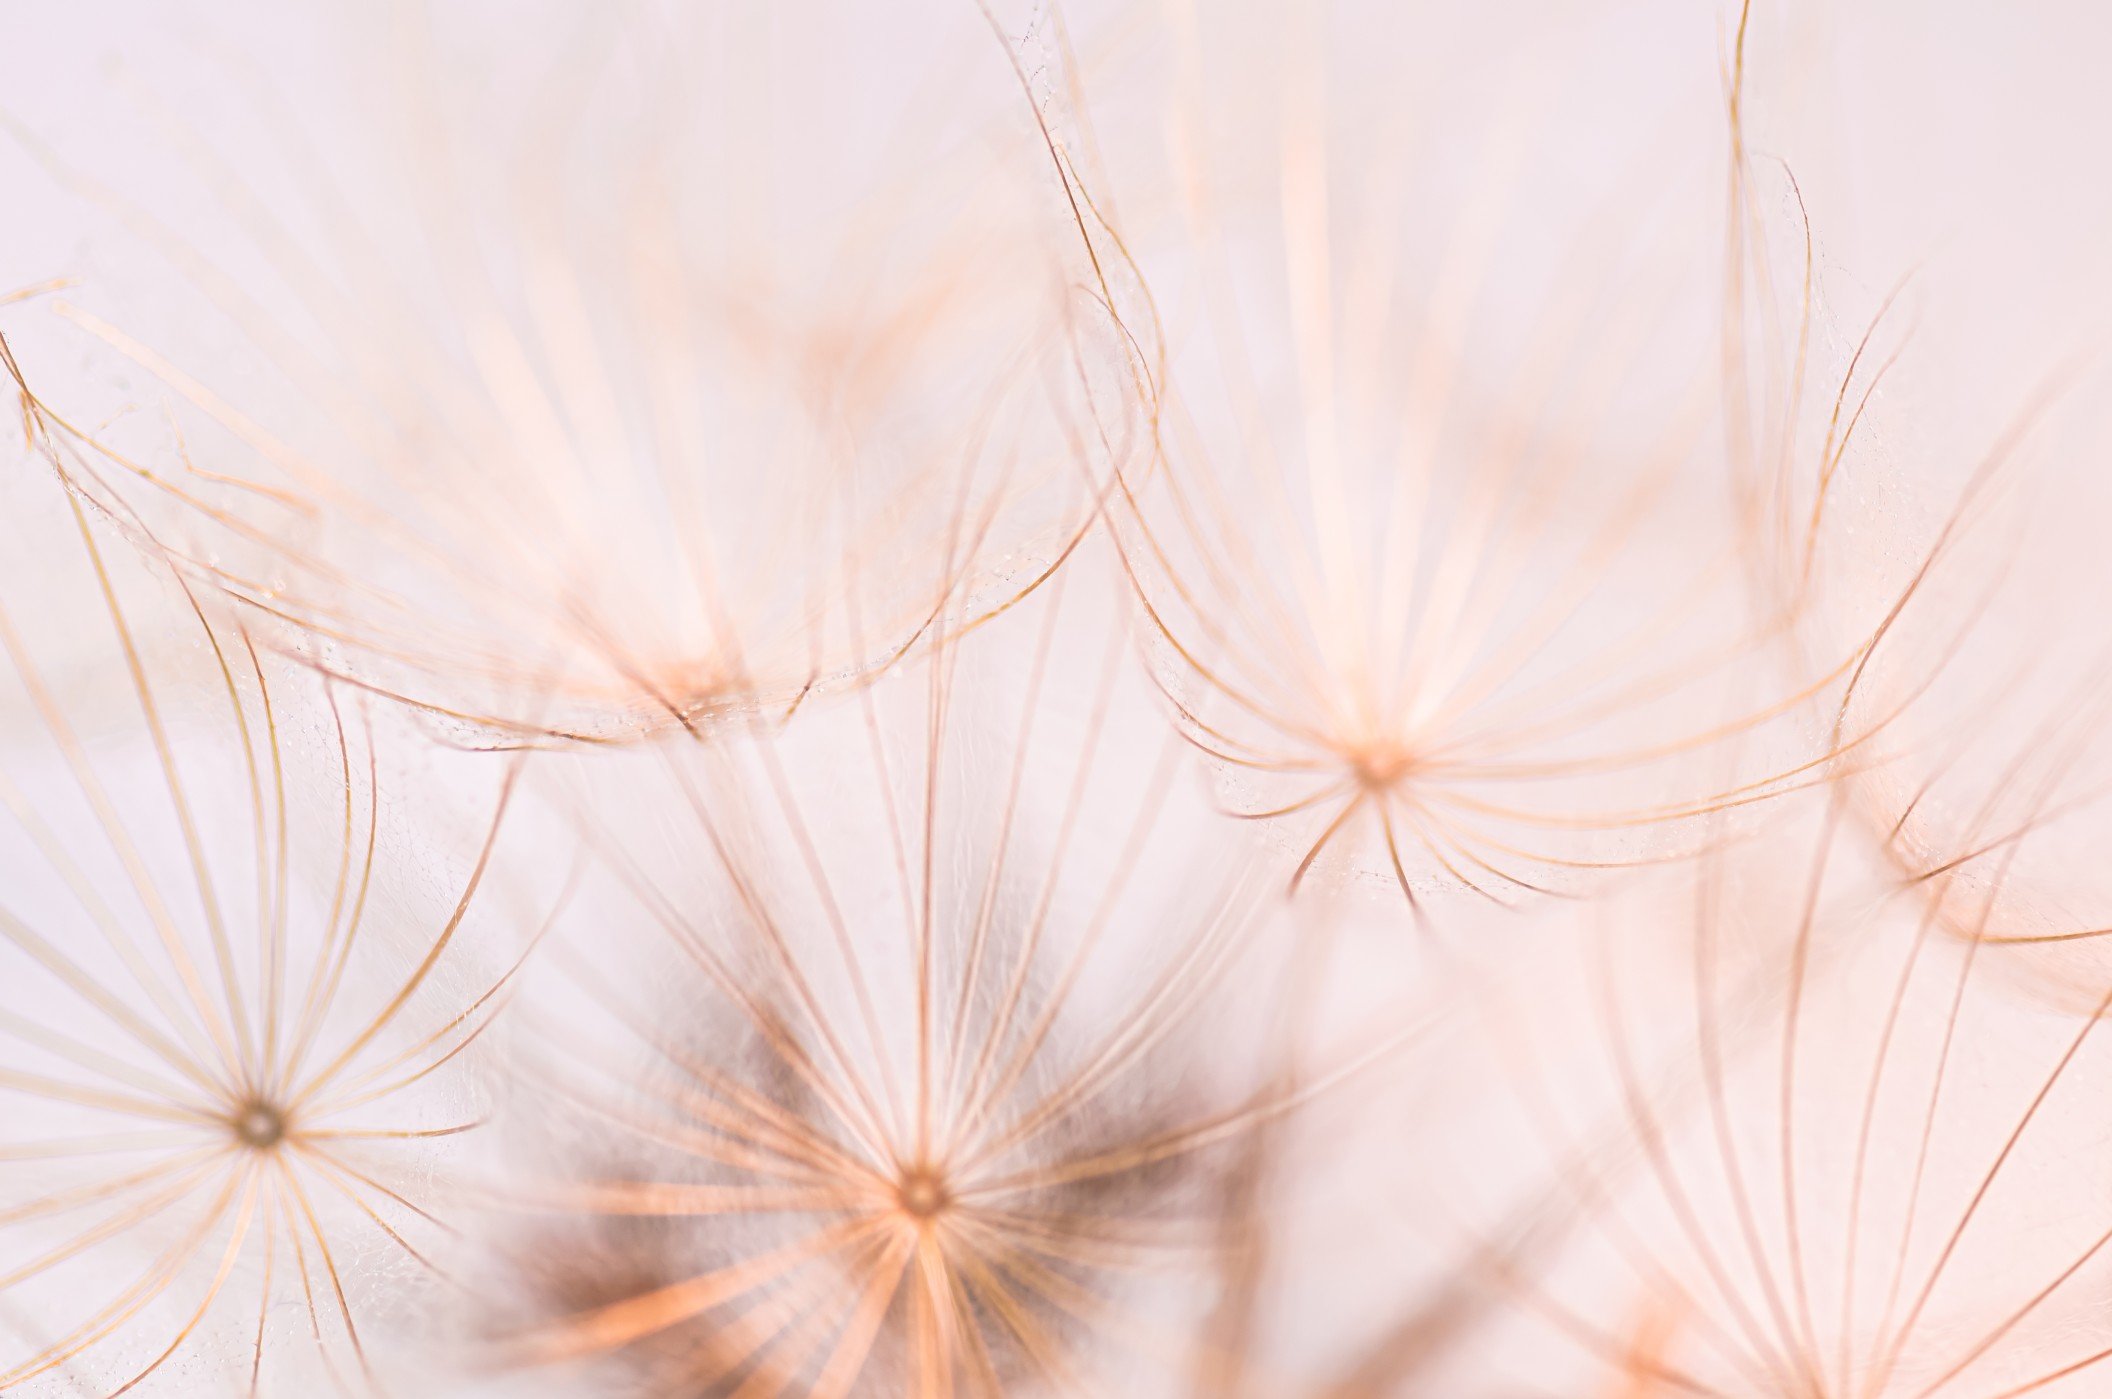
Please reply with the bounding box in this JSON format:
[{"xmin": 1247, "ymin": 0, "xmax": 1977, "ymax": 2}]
[
  {"xmin": 465, "ymin": 564, "xmax": 1416, "ymax": 1394},
  {"xmin": 0, "ymin": 446, "xmax": 544, "ymax": 1392},
  {"xmin": 3, "ymin": 0, "xmax": 1141, "ymax": 750}
]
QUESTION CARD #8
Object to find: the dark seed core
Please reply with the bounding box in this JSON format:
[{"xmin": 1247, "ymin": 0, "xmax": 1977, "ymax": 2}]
[
  {"xmin": 896, "ymin": 1167, "xmax": 951, "ymax": 1220},
  {"xmin": 232, "ymin": 1102, "xmax": 287, "ymax": 1150}
]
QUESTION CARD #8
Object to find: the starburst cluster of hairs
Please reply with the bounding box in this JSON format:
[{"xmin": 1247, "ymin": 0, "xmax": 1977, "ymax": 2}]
[{"xmin": 0, "ymin": 1, "xmax": 2108, "ymax": 1395}]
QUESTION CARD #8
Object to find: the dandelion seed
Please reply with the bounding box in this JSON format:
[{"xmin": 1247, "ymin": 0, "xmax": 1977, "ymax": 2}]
[
  {"xmin": 481, "ymin": 570, "xmax": 1422, "ymax": 1395},
  {"xmin": 1721, "ymin": 4, "xmax": 2112, "ymax": 1007},
  {"xmin": 1064, "ymin": 6, "xmax": 1870, "ymax": 908},
  {"xmin": 4, "ymin": 2, "xmax": 1138, "ymax": 748},
  {"xmin": 1446, "ymin": 791, "xmax": 2112, "ymax": 1398},
  {"xmin": 0, "ymin": 393, "xmax": 542, "ymax": 1393}
]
